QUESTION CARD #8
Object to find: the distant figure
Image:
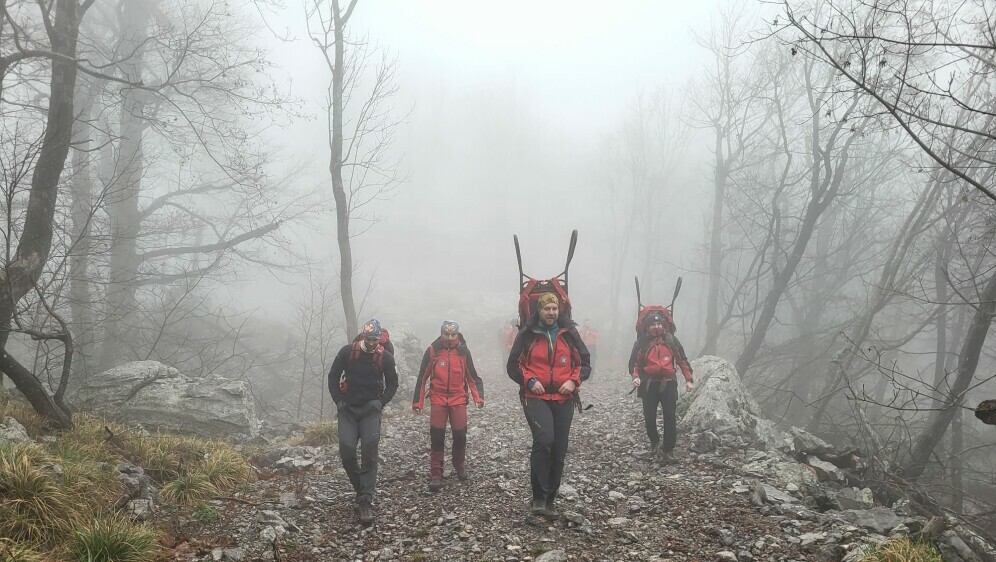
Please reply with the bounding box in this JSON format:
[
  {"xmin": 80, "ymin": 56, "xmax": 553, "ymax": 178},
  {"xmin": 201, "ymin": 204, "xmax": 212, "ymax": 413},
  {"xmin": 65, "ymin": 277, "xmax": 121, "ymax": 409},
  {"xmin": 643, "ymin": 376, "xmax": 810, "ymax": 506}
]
[
  {"xmin": 628, "ymin": 311, "xmax": 693, "ymax": 464},
  {"xmin": 328, "ymin": 319, "xmax": 399, "ymax": 525},
  {"xmin": 580, "ymin": 319, "xmax": 599, "ymax": 375},
  {"xmin": 501, "ymin": 318, "xmax": 517, "ymax": 365},
  {"xmin": 412, "ymin": 320, "xmax": 485, "ymax": 492},
  {"xmin": 507, "ymin": 292, "xmax": 591, "ymax": 521}
]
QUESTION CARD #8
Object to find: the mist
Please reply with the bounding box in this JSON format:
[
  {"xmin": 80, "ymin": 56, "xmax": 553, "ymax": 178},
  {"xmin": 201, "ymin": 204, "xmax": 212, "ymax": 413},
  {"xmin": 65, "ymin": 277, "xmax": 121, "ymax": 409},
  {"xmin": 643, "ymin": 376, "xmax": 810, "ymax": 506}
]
[{"xmin": 2, "ymin": 0, "xmax": 995, "ymax": 553}]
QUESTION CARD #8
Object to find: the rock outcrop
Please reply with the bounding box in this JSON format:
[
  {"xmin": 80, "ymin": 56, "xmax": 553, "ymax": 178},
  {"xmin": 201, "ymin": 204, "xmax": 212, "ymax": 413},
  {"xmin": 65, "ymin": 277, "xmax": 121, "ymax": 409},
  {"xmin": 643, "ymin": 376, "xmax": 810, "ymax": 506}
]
[{"xmin": 79, "ymin": 361, "xmax": 260, "ymax": 438}]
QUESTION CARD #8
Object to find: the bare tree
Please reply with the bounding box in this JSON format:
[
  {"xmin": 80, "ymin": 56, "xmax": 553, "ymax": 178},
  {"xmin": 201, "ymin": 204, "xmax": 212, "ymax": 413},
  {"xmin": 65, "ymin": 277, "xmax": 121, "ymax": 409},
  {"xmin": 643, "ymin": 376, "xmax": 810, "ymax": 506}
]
[
  {"xmin": 0, "ymin": 0, "xmax": 95, "ymax": 428},
  {"xmin": 692, "ymin": 2, "xmax": 774, "ymax": 356},
  {"xmin": 778, "ymin": 0, "xmax": 996, "ymax": 201},
  {"xmin": 306, "ymin": 0, "xmax": 406, "ymax": 337}
]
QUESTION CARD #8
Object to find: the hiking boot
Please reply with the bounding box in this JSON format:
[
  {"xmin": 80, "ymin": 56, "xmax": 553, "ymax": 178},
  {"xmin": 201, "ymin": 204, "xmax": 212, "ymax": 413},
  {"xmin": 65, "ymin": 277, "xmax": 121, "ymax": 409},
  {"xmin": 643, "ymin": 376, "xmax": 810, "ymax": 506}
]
[
  {"xmin": 456, "ymin": 467, "xmax": 469, "ymax": 481},
  {"xmin": 661, "ymin": 451, "xmax": 678, "ymax": 465},
  {"xmin": 543, "ymin": 498, "xmax": 561, "ymax": 520},
  {"xmin": 357, "ymin": 501, "xmax": 375, "ymax": 525},
  {"xmin": 529, "ymin": 498, "xmax": 546, "ymax": 516},
  {"xmin": 643, "ymin": 441, "xmax": 661, "ymax": 459},
  {"xmin": 428, "ymin": 479, "xmax": 444, "ymax": 492}
]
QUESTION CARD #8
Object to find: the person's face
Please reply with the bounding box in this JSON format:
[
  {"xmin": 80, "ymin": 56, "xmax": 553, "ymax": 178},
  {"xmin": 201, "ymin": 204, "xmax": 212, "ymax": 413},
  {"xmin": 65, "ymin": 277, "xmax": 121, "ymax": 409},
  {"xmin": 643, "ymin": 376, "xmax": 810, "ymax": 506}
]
[
  {"xmin": 363, "ymin": 336, "xmax": 379, "ymax": 350},
  {"xmin": 441, "ymin": 331, "xmax": 459, "ymax": 346},
  {"xmin": 540, "ymin": 302, "xmax": 559, "ymax": 326},
  {"xmin": 648, "ymin": 321, "xmax": 664, "ymax": 336}
]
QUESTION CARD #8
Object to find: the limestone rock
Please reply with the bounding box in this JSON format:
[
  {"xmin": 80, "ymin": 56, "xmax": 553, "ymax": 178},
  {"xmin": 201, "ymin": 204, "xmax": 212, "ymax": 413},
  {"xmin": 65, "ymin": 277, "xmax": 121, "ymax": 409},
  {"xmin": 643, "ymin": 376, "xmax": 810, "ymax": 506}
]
[
  {"xmin": 80, "ymin": 361, "xmax": 260, "ymax": 438},
  {"xmin": 681, "ymin": 356, "xmax": 784, "ymax": 449}
]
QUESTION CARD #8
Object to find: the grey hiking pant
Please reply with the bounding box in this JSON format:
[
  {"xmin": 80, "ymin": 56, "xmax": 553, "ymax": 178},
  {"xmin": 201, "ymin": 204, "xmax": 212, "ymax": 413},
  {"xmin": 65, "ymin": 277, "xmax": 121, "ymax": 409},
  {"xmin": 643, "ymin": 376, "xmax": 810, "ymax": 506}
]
[
  {"xmin": 522, "ymin": 397, "xmax": 575, "ymax": 503},
  {"xmin": 337, "ymin": 400, "xmax": 383, "ymax": 503}
]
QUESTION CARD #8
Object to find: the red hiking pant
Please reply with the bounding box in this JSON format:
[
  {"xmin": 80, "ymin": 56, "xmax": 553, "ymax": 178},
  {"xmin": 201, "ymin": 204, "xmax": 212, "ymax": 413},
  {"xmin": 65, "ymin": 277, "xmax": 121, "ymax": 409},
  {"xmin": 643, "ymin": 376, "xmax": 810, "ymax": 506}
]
[{"xmin": 429, "ymin": 403, "xmax": 467, "ymax": 479}]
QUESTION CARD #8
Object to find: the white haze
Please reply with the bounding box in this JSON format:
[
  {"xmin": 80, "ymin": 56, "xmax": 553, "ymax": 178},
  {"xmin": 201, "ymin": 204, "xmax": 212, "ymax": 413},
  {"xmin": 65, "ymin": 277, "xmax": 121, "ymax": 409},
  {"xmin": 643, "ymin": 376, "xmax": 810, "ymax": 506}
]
[{"xmin": 243, "ymin": 0, "xmax": 725, "ymax": 350}]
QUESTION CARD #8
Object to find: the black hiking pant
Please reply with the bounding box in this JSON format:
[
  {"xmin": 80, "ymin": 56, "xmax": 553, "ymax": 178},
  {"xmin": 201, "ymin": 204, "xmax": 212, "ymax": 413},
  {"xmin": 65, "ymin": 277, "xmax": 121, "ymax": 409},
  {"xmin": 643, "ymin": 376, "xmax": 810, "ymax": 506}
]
[
  {"xmin": 337, "ymin": 400, "xmax": 383, "ymax": 503},
  {"xmin": 642, "ymin": 379, "xmax": 678, "ymax": 452},
  {"xmin": 522, "ymin": 397, "xmax": 575, "ymax": 503}
]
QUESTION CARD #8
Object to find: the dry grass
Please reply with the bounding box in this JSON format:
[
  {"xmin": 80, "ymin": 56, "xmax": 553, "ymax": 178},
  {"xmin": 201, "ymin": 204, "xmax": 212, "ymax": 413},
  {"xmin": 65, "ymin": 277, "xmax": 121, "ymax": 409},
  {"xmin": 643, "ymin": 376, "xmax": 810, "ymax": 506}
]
[
  {"xmin": 0, "ymin": 538, "xmax": 48, "ymax": 562},
  {"xmin": 66, "ymin": 515, "xmax": 160, "ymax": 562},
  {"xmin": 0, "ymin": 402, "xmax": 251, "ymax": 558},
  {"xmin": 859, "ymin": 537, "xmax": 945, "ymax": 562},
  {"xmin": 160, "ymin": 472, "xmax": 217, "ymax": 505},
  {"xmin": 291, "ymin": 420, "xmax": 338, "ymax": 447},
  {"xmin": 0, "ymin": 442, "xmax": 80, "ymax": 545}
]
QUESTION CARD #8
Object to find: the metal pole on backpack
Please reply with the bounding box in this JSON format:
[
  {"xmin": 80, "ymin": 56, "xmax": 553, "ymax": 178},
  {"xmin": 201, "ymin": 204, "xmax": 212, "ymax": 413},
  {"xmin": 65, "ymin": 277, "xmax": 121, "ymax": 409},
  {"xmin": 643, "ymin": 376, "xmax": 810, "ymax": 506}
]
[{"xmin": 669, "ymin": 276, "xmax": 683, "ymax": 312}]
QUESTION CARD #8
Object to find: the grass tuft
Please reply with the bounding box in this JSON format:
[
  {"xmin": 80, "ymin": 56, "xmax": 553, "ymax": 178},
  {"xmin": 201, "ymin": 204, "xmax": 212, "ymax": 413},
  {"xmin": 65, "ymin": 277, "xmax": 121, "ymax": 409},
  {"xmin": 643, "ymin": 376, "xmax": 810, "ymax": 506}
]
[
  {"xmin": 160, "ymin": 472, "xmax": 217, "ymax": 505},
  {"xmin": 859, "ymin": 537, "xmax": 945, "ymax": 562},
  {"xmin": 292, "ymin": 420, "xmax": 338, "ymax": 447},
  {"xmin": 0, "ymin": 442, "xmax": 78, "ymax": 545},
  {"xmin": 66, "ymin": 515, "xmax": 159, "ymax": 562}
]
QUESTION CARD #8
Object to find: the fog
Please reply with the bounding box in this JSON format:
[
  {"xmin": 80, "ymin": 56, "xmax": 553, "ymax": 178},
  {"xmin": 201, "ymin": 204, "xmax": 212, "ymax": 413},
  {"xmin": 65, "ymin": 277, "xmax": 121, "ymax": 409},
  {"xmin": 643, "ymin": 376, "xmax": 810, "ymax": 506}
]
[
  {"xmin": 246, "ymin": 0, "xmax": 716, "ymax": 343},
  {"xmin": 2, "ymin": 0, "xmax": 995, "ymax": 534}
]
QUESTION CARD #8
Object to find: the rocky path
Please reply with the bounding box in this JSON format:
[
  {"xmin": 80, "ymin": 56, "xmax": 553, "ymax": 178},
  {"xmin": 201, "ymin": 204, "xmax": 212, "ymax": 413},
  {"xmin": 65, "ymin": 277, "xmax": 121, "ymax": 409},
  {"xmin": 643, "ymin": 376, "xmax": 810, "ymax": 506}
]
[{"xmin": 168, "ymin": 361, "xmax": 893, "ymax": 562}]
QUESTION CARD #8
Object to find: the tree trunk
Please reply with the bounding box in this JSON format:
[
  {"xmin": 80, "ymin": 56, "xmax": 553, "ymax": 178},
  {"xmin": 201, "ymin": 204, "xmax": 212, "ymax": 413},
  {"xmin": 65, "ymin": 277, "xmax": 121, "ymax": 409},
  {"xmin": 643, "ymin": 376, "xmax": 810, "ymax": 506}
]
[
  {"xmin": 97, "ymin": 0, "xmax": 152, "ymax": 371},
  {"xmin": 932, "ymin": 232, "xmax": 952, "ymax": 409},
  {"xmin": 330, "ymin": 0, "xmax": 359, "ymax": 338},
  {"xmin": 702, "ymin": 132, "xmax": 728, "ymax": 356},
  {"xmin": 951, "ymin": 407, "xmax": 964, "ymax": 512},
  {"xmin": 0, "ymin": 0, "xmax": 81, "ymax": 429},
  {"xmin": 69, "ymin": 78, "xmax": 95, "ymax": 389},
  {"xmin": 902, "ymin": 268, "xmax": 996, "ymax": 480}
]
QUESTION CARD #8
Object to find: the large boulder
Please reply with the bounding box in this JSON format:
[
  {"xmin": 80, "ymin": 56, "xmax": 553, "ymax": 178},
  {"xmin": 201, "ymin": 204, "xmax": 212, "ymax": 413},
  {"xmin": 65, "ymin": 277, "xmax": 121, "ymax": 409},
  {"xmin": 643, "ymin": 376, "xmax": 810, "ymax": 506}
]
[
  {"xmin": 680, "ymin": 356, "xmax": 784, "ymax": 449},
  {"xmin": 79, "ymin": 361, "xmax": 260, "ymax": 438}
]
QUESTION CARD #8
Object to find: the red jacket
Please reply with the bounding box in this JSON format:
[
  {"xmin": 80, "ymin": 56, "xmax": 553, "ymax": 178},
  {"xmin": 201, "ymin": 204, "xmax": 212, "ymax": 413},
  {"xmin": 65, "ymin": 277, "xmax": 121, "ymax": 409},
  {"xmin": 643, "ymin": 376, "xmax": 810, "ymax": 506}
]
[
  {"xmin": 412, "ymin": 337, "xmax": 484, "ymax": 408},
  {"xmin": 628, "ymin": 334, "xmax": 693, "ymax": 383},
  {"xmin": 507, "ymin": 321, "xmax": 587, "ymax": 403}
]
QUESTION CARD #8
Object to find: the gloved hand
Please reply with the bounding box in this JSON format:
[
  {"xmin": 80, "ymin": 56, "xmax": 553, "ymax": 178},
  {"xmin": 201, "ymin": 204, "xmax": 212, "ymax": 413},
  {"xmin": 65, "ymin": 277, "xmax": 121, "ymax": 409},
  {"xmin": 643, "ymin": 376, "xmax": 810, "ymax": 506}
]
[{"xmin": 475, "ymin": 399, "xmax": 485, "ymax": 408}]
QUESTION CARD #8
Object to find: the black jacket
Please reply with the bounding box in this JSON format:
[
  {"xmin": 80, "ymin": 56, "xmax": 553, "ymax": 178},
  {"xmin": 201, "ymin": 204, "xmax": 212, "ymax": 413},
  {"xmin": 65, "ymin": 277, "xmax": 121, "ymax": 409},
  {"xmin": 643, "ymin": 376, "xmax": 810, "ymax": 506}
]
[{"xmin": 328, "ymin": 343, "xmax": 399, "ymax": 406}]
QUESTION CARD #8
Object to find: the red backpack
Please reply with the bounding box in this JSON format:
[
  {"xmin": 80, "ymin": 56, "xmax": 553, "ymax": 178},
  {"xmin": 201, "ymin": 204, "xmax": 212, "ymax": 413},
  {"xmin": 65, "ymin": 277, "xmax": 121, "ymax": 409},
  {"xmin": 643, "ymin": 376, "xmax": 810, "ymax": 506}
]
[
  {"xmin": 634, "ymin": 276, "xmax": 683, "ymax": 378},
  {"xmin": 514, "ymin": 230, "xmax": 578, "ymax": 327},
  {"xmin": 634, "ymin": 276, "xmax": 682, "ymax": 335}
]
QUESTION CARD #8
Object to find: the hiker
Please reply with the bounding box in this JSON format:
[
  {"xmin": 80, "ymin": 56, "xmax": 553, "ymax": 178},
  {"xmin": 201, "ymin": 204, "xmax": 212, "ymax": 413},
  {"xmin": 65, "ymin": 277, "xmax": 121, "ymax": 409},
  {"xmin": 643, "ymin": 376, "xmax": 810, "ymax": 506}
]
[
  {"xmin": 501, "ymin": 318, "xmax": 517, "ymax": 366},
  {"xmin": 328, "ymin": 319, "xmax": 399, "ymax": 525},
  {"xmin": 507, "ymin": 292, "xmax": 591, "ymax": 520},
  {"xmin": 628, "ymin": 310, "xmax": 693, "ymax": 464},
  {"xmin": 412, "ymin": 320, "xmax": 485, "ymax": 491},
  {"xmin": 580, "ymin": 319, "xmax": 599, "ymax": 373}
]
